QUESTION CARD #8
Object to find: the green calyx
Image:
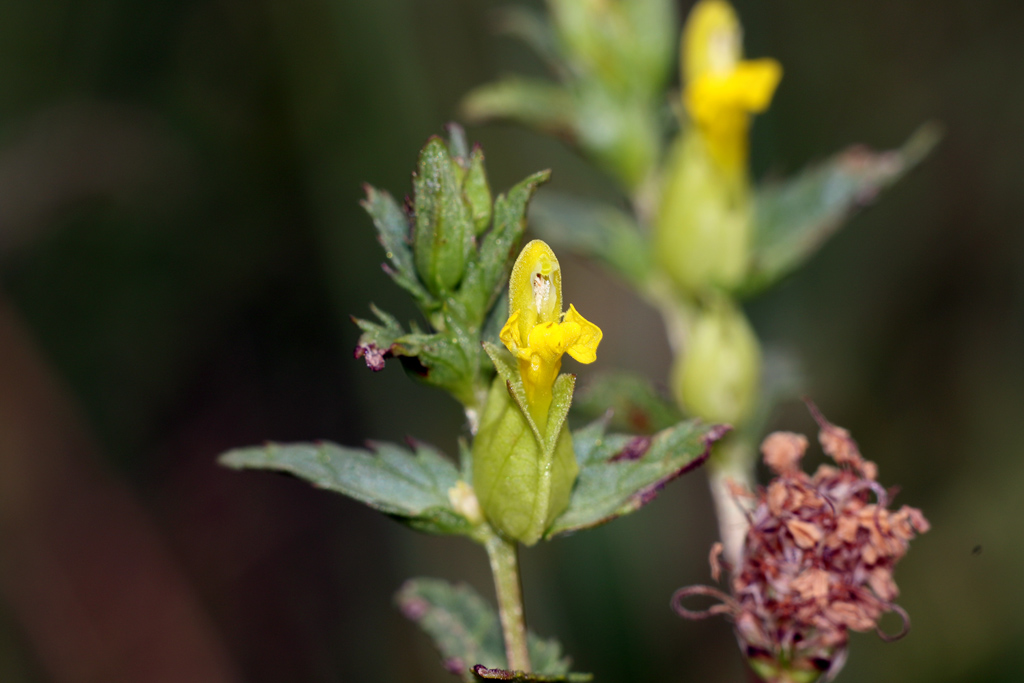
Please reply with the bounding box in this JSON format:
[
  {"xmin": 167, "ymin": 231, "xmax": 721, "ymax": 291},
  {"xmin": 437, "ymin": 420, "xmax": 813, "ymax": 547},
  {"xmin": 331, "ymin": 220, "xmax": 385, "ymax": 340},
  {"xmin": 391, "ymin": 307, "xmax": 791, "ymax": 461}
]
[
  {"xmin": 472, "ymin": 343, "xmax": 579, "ymax": 546},
  {"xmin": 673, "ymin": 297, "xmax": 760, "ymax": 425},
  {"xmin": 654, "ymin": 130, "xmax": 752, "ymax": 296}
]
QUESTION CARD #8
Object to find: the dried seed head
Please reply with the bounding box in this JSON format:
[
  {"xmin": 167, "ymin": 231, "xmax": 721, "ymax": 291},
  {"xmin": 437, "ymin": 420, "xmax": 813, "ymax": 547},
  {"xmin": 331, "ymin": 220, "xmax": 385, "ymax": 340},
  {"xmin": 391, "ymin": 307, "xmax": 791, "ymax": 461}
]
[{"xmin": 673, "ymin": 405, "xmax": 929, "ymax": 682}]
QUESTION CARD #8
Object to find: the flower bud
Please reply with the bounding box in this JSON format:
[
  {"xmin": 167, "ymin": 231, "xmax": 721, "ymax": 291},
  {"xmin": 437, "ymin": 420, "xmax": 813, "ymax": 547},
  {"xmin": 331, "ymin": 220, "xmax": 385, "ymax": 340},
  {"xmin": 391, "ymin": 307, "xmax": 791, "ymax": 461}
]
[
  {"xmin": 682, "ymin": 0, "xmax": 741, "ymax": 84},
  {"xmin": 463, "ymin": 146, "xmax": 492, "ymax": 235},
  {"xmin": 672, "ymin": 300, "xmax": 760, "ymax": 425},
  {"xmin": 413, "ymin": 137, "xmax": 474, "ymax": 296}
]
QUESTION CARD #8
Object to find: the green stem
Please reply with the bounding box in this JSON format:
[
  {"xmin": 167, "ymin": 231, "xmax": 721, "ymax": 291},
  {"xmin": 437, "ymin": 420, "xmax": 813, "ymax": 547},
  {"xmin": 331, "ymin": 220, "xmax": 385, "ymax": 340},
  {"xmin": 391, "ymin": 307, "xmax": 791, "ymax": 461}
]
[{"xmin": 484, "ymin": 532, "xmax": 531, "ymax": 672}]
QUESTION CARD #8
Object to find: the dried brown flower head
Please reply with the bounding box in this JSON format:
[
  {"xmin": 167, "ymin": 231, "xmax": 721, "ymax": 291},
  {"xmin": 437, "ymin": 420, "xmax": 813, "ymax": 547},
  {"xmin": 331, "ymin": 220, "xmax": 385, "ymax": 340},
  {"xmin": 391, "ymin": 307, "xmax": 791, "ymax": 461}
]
[{"xmin": 673, "ymin": 404, "xmax": 930, "ymax": 683}]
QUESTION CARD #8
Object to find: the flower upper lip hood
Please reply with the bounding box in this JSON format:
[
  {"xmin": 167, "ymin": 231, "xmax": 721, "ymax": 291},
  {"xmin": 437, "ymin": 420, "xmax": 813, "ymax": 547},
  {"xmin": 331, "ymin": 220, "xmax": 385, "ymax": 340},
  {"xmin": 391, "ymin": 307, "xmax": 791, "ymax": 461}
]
[
  {"xmin": 499, "ymin": 240, "xmax": 602, "ymax": 428},
  {"xmin": 681, "ymin": 0, "xmax": 782, "ymax": 172}
]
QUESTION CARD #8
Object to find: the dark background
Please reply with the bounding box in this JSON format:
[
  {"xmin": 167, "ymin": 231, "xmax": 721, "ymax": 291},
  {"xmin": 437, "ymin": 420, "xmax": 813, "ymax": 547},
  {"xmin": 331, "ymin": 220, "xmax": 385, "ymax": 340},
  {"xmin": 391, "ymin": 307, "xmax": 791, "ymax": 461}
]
[{"xmin": 0, "ymin": 0, "xmax": 1020, "ymax": 681}]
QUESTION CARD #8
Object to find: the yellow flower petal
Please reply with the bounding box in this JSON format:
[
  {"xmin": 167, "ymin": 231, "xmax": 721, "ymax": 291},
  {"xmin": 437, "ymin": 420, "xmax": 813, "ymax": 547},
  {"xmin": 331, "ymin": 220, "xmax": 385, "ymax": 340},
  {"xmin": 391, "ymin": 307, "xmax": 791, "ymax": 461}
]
[
  {"xmin": 685, "ymin": 58, "xmax": 782, "ymax": 124},
  {"xmin": 527, "ymin": 321, "xmax": 571, "ymax": 363},
  {"xmin": 683, "ymin": 57, "xmax": 781, "ymax": 173},
  {"xmin": 725, "ymin": 59, "xmax": 782, "ymax": 113},
  {"xmin": 680, "ymin": 0, "xmax": 782, "ymax": 174},
  {"xmin": 563, "ymin": 305, "xmax": 602, "ymax": 364},
  {"xmin": 500, "ymin": 309, "xmax": 530, "ymax": 359}
]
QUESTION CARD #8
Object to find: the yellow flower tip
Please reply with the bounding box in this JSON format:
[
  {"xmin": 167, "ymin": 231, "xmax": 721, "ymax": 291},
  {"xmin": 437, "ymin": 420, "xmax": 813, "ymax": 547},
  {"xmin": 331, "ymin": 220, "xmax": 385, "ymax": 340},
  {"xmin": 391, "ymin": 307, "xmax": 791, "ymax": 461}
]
[
  {"xmin": 503, "ymin": 241, "xmax": 602, "ymax": 368},
  {"xmin": 683, "ymin": 0, "xmax": 742, "ymax": 84},
  {"xmin": 509, "ymin": 240, "xmax": 562, "ymax": 332},
  {"xmin": 682, "ymin": 58, "xmax": 781, "ymax": 173}
]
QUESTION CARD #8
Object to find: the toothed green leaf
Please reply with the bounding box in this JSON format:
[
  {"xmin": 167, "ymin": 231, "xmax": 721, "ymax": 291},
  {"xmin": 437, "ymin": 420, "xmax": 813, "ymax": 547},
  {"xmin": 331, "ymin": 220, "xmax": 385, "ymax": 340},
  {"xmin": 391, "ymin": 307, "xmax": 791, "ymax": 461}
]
[
  {"xmin": 544, "ymin": 418, "xmax": 726, "ymax": 538},
  {"xmin": 745, "ymin": 125, "xmax": 940, "ymax": 294},
  {"xmin": 219, "ymin": 440, "xmax": 473, "ymax": 536},
  {"xmin": 361, "ymin": 185, "xmax": 433, "ymax": 306}
]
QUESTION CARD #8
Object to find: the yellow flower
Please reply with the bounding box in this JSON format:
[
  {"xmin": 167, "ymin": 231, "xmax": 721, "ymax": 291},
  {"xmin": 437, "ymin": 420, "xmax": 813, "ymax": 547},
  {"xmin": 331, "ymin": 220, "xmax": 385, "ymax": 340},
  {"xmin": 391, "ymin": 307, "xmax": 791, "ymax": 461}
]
[
  {"xmin": 681, "ymin": 0, "xmax": 782, "ymax": 172},
  {"xmin": 499, "ymin": 240, "xmax": 602, "ymax": 428}
]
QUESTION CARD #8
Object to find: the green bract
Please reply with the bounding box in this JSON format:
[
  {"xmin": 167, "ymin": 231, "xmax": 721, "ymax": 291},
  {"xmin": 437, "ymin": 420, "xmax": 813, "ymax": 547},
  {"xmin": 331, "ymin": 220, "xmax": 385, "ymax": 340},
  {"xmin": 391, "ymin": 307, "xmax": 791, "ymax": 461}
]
[
  {"xmin": 414, "ymin": 136, "xmax": 475, "ymax": 296},
  {"xmin": 464, "ymin": 146, "xmax": 493, "ymax": 235},
  {"xmin": 655, "ymin": 132, "xmax": 752, "ymax": 295}
]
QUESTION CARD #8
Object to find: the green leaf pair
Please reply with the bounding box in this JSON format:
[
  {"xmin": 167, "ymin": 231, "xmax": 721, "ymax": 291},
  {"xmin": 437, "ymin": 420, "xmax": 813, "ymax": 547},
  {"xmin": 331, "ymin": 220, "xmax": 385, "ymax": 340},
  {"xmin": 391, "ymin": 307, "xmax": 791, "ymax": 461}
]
[
  {"xmin": 219, "ymin": 403, "xmax": 723, "ymax": 678},
  {"xmin": 218, "ymin": 402, "xmax": 724, "ymax": 544},
  {"xmin": 744, "ymin": 123, "xmax": 941, "ymax": 294}
]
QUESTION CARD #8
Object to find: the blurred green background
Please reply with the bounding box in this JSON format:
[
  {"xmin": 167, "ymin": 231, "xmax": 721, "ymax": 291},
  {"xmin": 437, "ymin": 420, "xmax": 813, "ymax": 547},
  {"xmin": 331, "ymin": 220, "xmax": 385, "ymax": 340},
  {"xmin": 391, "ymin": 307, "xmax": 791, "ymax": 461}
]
[{"xmin": 0, "ymin": 0, "xmax": 1020, "ymax": 681}]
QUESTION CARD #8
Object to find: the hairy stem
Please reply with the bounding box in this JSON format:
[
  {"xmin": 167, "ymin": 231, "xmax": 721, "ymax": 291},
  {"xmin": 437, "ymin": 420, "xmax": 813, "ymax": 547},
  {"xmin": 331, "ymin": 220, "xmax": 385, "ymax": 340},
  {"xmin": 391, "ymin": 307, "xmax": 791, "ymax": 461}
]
[
  {"xmin": 708, "ymin": 438, "xmax": 756, "ymax": 567},
  {"xmin": 484, "ymin": 532, "xmax": 531, "ymax": 672}
]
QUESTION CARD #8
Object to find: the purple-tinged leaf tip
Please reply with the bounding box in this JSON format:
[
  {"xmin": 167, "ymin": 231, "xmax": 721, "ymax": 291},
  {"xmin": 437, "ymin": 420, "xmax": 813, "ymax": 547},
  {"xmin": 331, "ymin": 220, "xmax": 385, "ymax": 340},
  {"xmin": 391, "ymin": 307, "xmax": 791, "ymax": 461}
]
[
  {"xmin": 444, "ymin": 657, "xmax": 467, "ymax": 674},
  {"xmin": 399, "ymin": 595, "xmax": 429, "ymax": 621},
  {"xmin": 705, "ymin": 424, "xmax": 732, "ymax": 447},
  {"xmin": 354, "ymin": 343, "xmax": 390, "ymax": 371},
  {"xmin": 473, "ymin": 665, "xmax": 516, "ymax": 680},
  {"xmin": 626, "ymin": 423, "xmax": 730, "ymax": 509}
]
